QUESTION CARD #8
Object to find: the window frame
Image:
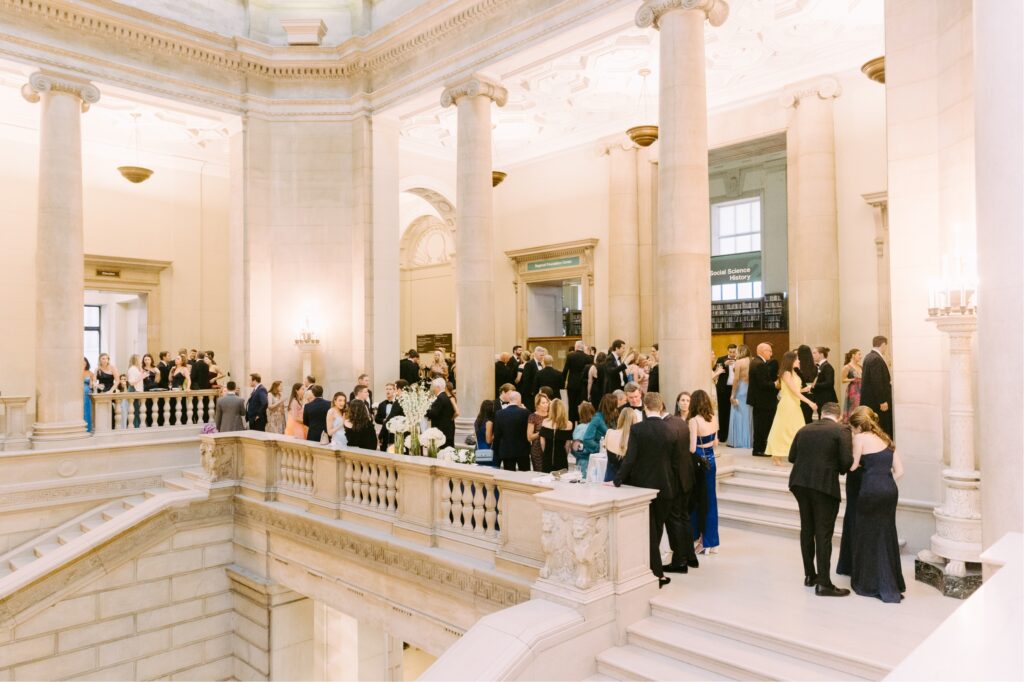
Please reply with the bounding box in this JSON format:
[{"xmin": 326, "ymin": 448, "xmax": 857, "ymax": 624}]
[{"xmin": 84, "ymin": 304, "xmax": 102, "ymax": 369}]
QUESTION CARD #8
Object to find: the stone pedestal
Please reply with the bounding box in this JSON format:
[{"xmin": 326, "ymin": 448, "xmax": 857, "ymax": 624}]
[
  {"xmin": 441, "ymin": 76, "xmax": 507, "ymax": 439},
  {"xmin": 21, "ymin": 71, "xmax": 99, "ymax": 446},
  {"xmin": 917, "ymin": 314, "xmax": 983, "ymax": 599},
  {"xmin": 637, "ymin": 0, "xmax": 728, "ymax": 398},
  {"xmin": 784, "ymin": 77, "xmax": 841, "ymax": 357}
]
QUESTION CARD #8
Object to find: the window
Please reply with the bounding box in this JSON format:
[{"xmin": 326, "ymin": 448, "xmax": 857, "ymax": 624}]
[
  {"xmin": 84, "ymin": 305, "xmax": 101, "ymax": 369},
  {"xmin": 711, "ymin": 197, "xmax": 763, "ymax": 301}
]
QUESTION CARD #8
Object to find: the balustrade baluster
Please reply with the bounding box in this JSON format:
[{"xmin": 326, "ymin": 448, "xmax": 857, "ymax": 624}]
[
  {"xmin": 344, "ymin": 458, "xmax": 354, "ymax": 501},
  {"xmin": 441, "ymin": 477, "xmax": 452, "ymax": 526},
  {"xmin": 112, "ymin": 399, "xmax": 123, "ymax": 430},
  {"xmin": 483, "ymin": 484, "xmax": 497, "ymax": 537},
  {"xmin": 359, "ymin": 463, "xmax": 370, "ymax": 504},
  {"xmin": 368, "ymin": 463, "xmax": 379, "ymax": 507},
  {"xmin": 385, "ymin": 466, "xmax": 396, "ymax": 511},
  {"xmin": 472, "ymin": 483, "xmax": 485, "ymax": 533},
  {"xmin": 280, "ymin": 450, "xmax": 290, "ymax": 487},
  {"xmin": 450, "ymin": 479, "xmax": 464, "ymax": 529},
  {"xmin": 303, "ymin": 453, "xmax": 313, "ymax": 491},
  {"xmin": 461, "ymin": 481, "xmax": 474, "ymax": 529},
  {"xmin": 161, "ymin": 398, "xmax": 169, "ymax": 427}
]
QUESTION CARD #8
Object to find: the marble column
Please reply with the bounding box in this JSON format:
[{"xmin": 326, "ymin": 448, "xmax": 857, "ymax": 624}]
[
  {"xmin": 974, "ymin": 0, "xmax": 1023, "ymax": 553},
  {"xmin": 21, "ymin": 71, "xmax": 100, "ymax": 445},
  {"xmin": 441, "ymin": 76, "xmax": 507, "ymax": 436},
  {"xmin": 636, "ymin": 0, "xmax": 728, "ymax": 398},
  {"xmin": 784, "ymin": 78, "xmax": 841, "ymax": 359},
  {"xmin": 607, "ymin": 144, "xmax": 641, "ymax": 347}
]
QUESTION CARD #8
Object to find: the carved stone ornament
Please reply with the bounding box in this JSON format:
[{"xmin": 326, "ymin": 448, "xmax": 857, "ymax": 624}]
[
  {"xmin": 635, "ymin": 0, "xmax": 730, "ymax": 29},
  {"xmin": 539, "ymin": 510, "xmax": 609, "ymax": 590},
  {"xmin": 21, "ymin": 71, "xmax": 101, "ymax": 112},
  {"xmin": 780, "ymin": 76, "xmax": 842, "ymax": 109},
  {"xmin": 200, "ymin": 440, "xmax": 238, "ymax": 482},
  {"xmin": 440, "ymin": 76, "xmax": 508, "ymax": 108}
]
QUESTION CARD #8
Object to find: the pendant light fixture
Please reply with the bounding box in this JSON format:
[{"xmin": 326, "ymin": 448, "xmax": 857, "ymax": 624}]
[
  {"xmin": 626, "ymin": 68, "xmax": 658, "ymax": 147},
  {"xmin": 118, "ymin": 112, "xmax": 154, "ymax": 184}
]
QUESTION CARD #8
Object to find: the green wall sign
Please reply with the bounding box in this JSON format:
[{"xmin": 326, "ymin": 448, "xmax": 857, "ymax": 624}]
[
  {"xmin": 527, "ymin": 255, "xmax": 581, "ymax": 272},
  {"xmin": 710, "ymin": 251, "xmax": 762, "ymax": 286}
]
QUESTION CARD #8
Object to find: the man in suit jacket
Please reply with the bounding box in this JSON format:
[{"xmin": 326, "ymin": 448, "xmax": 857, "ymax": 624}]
[
  {"xmin": 494, "ymin": 353, "xmax": 514, "ymax": 400},
  {"xmin": 536, "ymin": 355, "xmax": 563, "ymax": 398},
  {"xmin": 214, "ymin": 381, "xmax": 246, "ymax": 432},
  {"xmin": 492, "ymin": 391, "xmax": 531, "ymax": 470},
  {"xmin": 603, "ymin": 339, "xmax": 632, "ymax": 397},
  {"xmin": 191, "ymin": 353, "xmax": 211, "ymax": 390},
  {"xmin": 349, "ymin": 374, "xmax": 374, "ymax": 406},
  {"xmin": 157, "ymin": 351, "xmax": 172, "ymax": 389},
  {"xmin": 518, "ymin": 347, "xmax": 544, "ymax": 411},
  {"xmin": 614, "ymin": 392, "xmax": 680, "ymax": 586},
  {"xmin": 662, "ymin": 409, "xmax": 698, "ymax": 572},
  {"xmin": 788, "ymin": 402, "xmax": 853, "ymax": 596},
  {"xmin": 302, "ymin": 385, "xmax": 331, "ymax": 443},
  {"xmin": 400, "ymin": 350, "xmax": 422, "ymax": 386},
  {"xmin": 713, "ymin": 344, "xmax": 738, "ymax": 442},
  {"xmin": 561, "ymin": 341, "xmax": 591, "ymax": 422},
  {"xmin": 810, "ymin": 347, "xmax": 839, "ymax": 409},
  {"xmin": 425, "ymin": 378, "xmax": 456, "ymax": 449},
  {"xmin": 860, "ymin": 336, "xmax": 894, "ymax": 438},
  {"xmin": 246, "ymin": 373, "xmax": 268, "ymax": 431},
  {"xmin": 374, "ymin": 383, "xmax": 404, "ymax": 451},
  {"xmin": 747, "ymin": 343, "xmax": 780, "ymax": 456}
]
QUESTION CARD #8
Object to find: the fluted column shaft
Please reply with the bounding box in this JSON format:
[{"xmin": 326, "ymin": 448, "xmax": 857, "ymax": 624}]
[
  {"xmin": 441, "ymin": 77, "xmax": 506, "ymax": 434},
  {"xmin": 608, "ymin": 145, "xmax": 641, "ymax": 346},
  {"xmin": 638, "ymin": 0, "xmax": 728, "ymax": 398},
  {"xmin": 22, "ymin": 71, "xmax": 99, "ymax": 443},
  {"xmin": 785, "ymin": 79, "xmax": 841, "ymax": 358}
]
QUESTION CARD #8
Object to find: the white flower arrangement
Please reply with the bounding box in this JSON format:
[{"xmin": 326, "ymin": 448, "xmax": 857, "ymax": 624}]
[
  {"xmin": 397, "ymin": 383, "xmax": 434, "ymax": 424},
  {"xmin": 438, "ymin": 446, "xmax": 456, "ymax": 462},
  {"xmin": 438, "ymin": 447, "xmax": 476, "ymax": 465},
  {"xmin": 386, "ymin": 415, "xmax": 409, "ymax": 434},
  {"xmin": 421, "ymin": 428, "xmax": 446, "ymax": 446}
]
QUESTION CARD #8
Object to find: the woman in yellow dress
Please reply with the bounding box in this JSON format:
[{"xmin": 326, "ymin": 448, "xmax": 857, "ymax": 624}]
[{"xmin": 766, "ymin": 350, "xmax": 820, "ymax": 466}]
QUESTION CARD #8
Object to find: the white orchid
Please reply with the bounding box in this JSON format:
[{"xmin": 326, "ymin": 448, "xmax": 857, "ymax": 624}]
[
  {"xmin": 438, "ymin": 446, "xmax": 457, "ymax": 462},
  {"xmin": 386, "ymin": 415, "xmax": 409, "ymax": 434},
  {"xmin": 397, "ymin": 384, "xmax": 434, "ymax": 424},
  {"xmin": 421, "ymin": 427, "xmax": 446, "ymax": 446}
]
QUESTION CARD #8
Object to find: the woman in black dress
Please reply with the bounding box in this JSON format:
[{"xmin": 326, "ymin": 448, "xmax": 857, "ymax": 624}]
[
  {"xmin": 588, "ymin": 352, "xmax": 607, "ymax": 407},
  {"xmin": 848, "ymin": 406, "xmax": 906, "ymax": 603},
  {"xmin": 796, "ymin": 345, "xmax": 817, "ymax": 424},
  {"xmin": 539, "ymin": 398, "xmax": 574, "ymax": 472},
  {"xmin": 344, "ymin": 399, "xmax": 378, "ymax": 450},
  {"xmin": 95, "ymin": 353, "xmax": 117, "ymax": 393}
]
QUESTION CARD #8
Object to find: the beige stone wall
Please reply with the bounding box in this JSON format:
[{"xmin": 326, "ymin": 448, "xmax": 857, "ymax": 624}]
[{"xmin": 0, "ymin": 523, "xmax": 235, "ymax": 681}]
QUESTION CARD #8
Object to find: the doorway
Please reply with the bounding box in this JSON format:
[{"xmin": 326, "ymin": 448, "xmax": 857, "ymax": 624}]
[
  {"xmin": 527, "ymin": 278, "xmax": 582, "ymax": 337},
  {"xmin": 83, "ymin": 290, "xmax": 148, "ymax": 370}
]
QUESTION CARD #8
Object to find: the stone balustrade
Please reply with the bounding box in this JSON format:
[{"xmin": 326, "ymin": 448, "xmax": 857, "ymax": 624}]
[
  {"xmin": 0, "ymin": 396, "xmax": 30, "ymax": 451},
  {"xmin": 90, "ymin": 388, "xmax": 221, "ymax": 435}
]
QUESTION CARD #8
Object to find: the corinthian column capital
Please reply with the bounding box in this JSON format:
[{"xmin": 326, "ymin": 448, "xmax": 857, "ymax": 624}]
[
  {"xmin": 440, "ymin": 75, "xmax": 508, "ymax": 108},
  {"xmin": 635, "ymin": 0, "xmax": 729, "ymax": 29},
  {"xmin": 21, "ymin": 71, "xmax": 101, "ymax": 112},
  {"xmin": 780, "ymin": 76, "xmax": 842, "ymax": 109}
]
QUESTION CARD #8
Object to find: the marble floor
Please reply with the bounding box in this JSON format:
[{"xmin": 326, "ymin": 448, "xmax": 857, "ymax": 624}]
[{"xmin": 656, "ymin": 524, "xmax": 963, "ymax": 671}]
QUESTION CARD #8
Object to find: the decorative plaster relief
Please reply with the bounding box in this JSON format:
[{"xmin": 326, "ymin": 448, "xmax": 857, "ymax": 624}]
[
  {"xmin": 539, "ymin": 510, "xmax": 608, "ymax": 590},
  {"xmin": 635, "ymin": 0, "xmax": 730, "ymax": 30},
  {"xmin": 21, "ymin": 70, "xmax": 100, "ymax": 111}
]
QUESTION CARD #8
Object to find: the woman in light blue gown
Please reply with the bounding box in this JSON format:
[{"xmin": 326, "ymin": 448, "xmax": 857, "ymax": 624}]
[{"xmin": 727, "ymin": 345, "xmax": 752, "ymax": 449}]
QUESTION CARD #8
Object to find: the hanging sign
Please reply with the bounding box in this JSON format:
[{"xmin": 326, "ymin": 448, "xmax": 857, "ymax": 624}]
[{"xmin": 710, "ymin": 251, "xmax": 762, "ymax": 286}]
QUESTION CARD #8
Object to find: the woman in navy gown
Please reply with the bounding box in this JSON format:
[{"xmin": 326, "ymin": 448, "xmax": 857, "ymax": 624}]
[{"xmin": 848, "ymin": 406, "xmax": 906, "ymax": 603}]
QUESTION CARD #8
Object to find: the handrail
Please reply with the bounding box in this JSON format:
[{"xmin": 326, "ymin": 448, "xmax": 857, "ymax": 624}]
[{"xmin": 90, "ymin": 388, "xmax": 221, "ymax": 434}]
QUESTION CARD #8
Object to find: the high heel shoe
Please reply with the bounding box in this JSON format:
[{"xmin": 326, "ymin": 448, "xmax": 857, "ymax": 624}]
[{"xmin": 771, "ymin": 457, "xmax": 784, "ymax": 467}]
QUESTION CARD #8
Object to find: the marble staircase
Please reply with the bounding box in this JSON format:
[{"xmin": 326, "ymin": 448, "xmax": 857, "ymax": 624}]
[
  {"xmin": 596, "ymin": 571, "xmax": 892, "ymax": 682},
  {"xmin": 0, "ymin": 476, "xmax": 204, "ymax": 585}
]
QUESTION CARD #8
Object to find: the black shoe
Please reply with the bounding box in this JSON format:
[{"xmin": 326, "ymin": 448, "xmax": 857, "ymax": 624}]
[
  {"xmin": 804, "ymin": 575, "xmax": 816, "ymax": 587},
  {"xmin": 752, "ymin": 452, "xmax": 768, "ymax": 457},
  {"xmin": 687, "ymin": 558, "xmax": 700, "ymax": 569},
  {"xmin": 815, "ymin": 584, "xmax": 850, "ymax": 597},
  {"xmin": 658, "ymin": 576, "xmax": 672, "ymax": 589},
  {"xmin": 662, "ymin": 564, "xmax": 688, "ymax": 574}
]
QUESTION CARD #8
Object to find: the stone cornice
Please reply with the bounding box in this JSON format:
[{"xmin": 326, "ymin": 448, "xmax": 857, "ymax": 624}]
[
  {"xmin": 635, "ymin": 0, "xmax": 729, "ymax": 29},
  {"xmin": 20, "ymin": 69, "xmax": 100, "ymax": 110},
  {"xmin": 0, "ymin": 0, "xmax": 511, "ymax": 82},
  {"xmin": 440, "ymin": 75, "xmax": 508, "ymax": 107},
  {"xmin": 780, "ymin": 76, "xmax": 842, "ymax": 108}
]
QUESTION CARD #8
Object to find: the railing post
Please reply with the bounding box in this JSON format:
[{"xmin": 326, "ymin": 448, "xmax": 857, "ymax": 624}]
[
  {"xmin": 0, "ymin": 397, "xmax": 31, "ymax": 451},
  {"xmin": 92, "ymin": 395, "xmax": 111, "ymax": 434}
]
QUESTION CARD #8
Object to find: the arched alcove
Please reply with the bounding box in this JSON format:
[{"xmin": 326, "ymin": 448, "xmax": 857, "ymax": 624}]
[{"xmin": 399, "ymin": 187, "xmax": 457, "ymax": 353}]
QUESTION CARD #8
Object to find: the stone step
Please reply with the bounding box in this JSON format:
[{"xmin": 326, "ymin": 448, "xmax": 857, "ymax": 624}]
[
  {"xmin": 122, "ymin": 494, "xmax": 148, "ymax": 509},
  {"xmin": 722, "ymin": 469, "xmax": 851, "ymax": 502},
  {"xmin": 100, "ymin": 507, "xmax": 126, "ymax": 522},
  {"xmin": 649, "ymin": 598, "xmax": 889, "ymax": 680},
  {"xmin": 731, "ymin": 464, "xmax": 792, "ymax": 481},
  {"xmin": 596, "ymin": 644, "xmax": 727, "ymax": 681},
  {"xmin": 8, "ymin": 555, "xmax": 33, "ymax": 571},
  {"xmin": 57, "ymin": 529, "xmax": 84, "ymax": 545},
  {"xmin": 32, "ymin": 542, "xmax": 61, "ymax": 559}
]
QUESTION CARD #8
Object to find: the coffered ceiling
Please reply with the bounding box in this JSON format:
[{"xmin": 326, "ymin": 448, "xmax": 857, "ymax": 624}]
[{"xmin": 397, "ymin": 0, "xmax": 883, "ymax": 165}]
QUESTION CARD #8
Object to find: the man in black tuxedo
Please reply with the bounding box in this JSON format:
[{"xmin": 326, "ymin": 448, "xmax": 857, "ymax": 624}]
[
  {"xmin": 662, "ymin": 407, "xmax": 698, "ymax": 573},
  {"xmin": 713, "ymin": 344, "xmax": 738, "ymax": 443},
  {"xmin": 400, "ymin": 350, "xmax": 421, "ymax": 387},
  {"xmin": 374, "ymin": 382, "xmax": 403, "ymax": 451},
  {"xmin": 648, "ymin": 344, "xmax": 660, "ymax": 394},
  {"xmin": 192, "ymin": 352, "xmax": 213, "ymax": 421},
  {"xmin": 349, "ymin": 374, "xmax": 374, "ymax": 405},
  {"xmin": 492, "ymin": 391, "xmax": 531, "ymax": 470},
  {"xmin": 810, "ymin": 346, "xmax": 839, "ymax": 410},
  {"xmin": 518, "ymin": 347, "xmax": 544, "ymax": 411},
  {"xmin": 614, "ymin": 392, "xmax": 679, "ymax": 588},
  {"xmin": 425, "ymin": 378, "xmax": 456, "ymax": 449},
  {"xmin": 536, "ymin": 354, "xmax": 563, "ymax": 398},
  {"xmin": 603, "ymin": 339, "xmax": 633, "ymax": 397},
  {"xmin": 157, "ymin": 351, "xmax": 172, "ymax": 389},
  {"xmin": 788, "ymin": 402, "xmax": 853, "ymax": 596},
  {"xmin": 507, "ymin": 344, "xmax": 523, "ymax": 383},
  {"xmin": 303, "ymin": 385, "xmax": 330, "ymax": 443},
  {"xmin": 494, "ymin": 353, "xmax": 514, "ymax": 400},
  {"xmin": 246, "ymin": 373, "xmax": 268, "ymax": 431},
  {"xmin": 561, "ymin": 340, "xmax": 591, "ymax": 422},
  {"xmin": 747, "ymin": 343, "xmax": 779, "ymax": 456},
  {"xmin": 860, "ymin": 335, "xmax": 894, "ymax": 438}
]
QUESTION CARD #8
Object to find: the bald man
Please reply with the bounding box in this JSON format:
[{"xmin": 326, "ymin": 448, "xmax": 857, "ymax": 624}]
[{"xmin": 747, "ymin": 343, "xmax": 780, "ymax": 456}]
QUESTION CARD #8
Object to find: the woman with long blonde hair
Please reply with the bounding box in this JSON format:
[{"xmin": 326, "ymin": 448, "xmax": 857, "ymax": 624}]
[
  {"xmin": 539, "ymin": 398, "xmax": 574, "ymax": 472},
  {"xmin": 846, "ymin": 406, "xmax": 905, "ymax": 602}
]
